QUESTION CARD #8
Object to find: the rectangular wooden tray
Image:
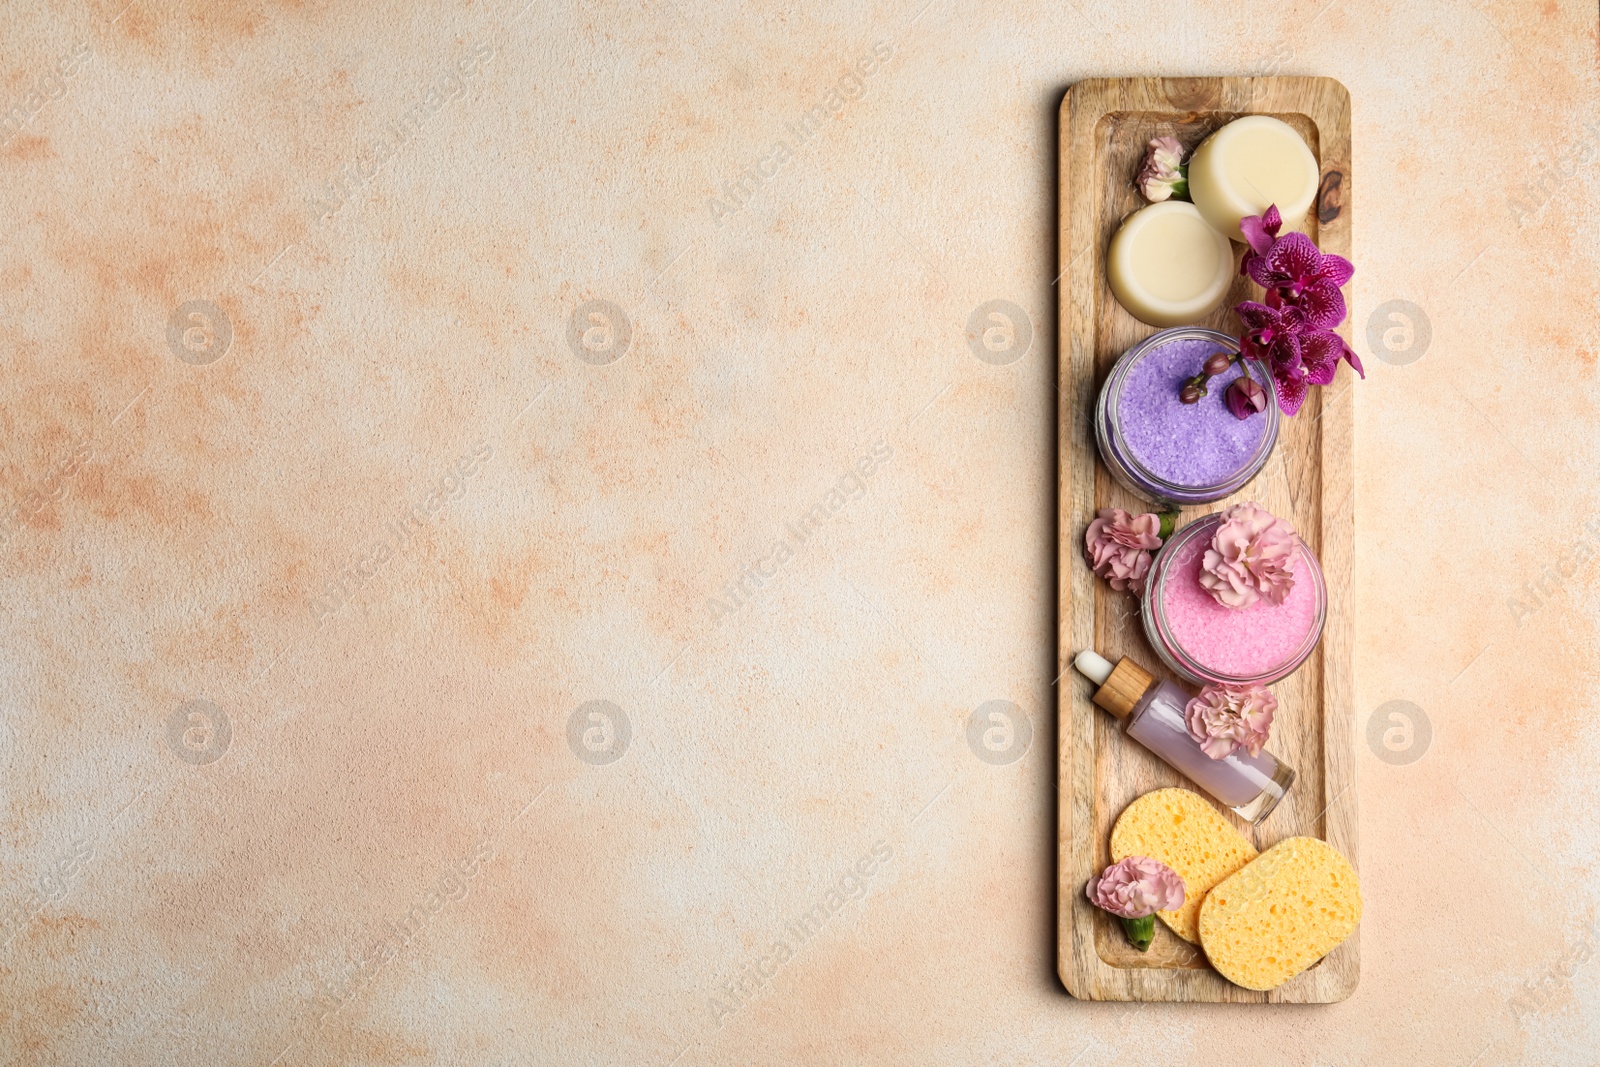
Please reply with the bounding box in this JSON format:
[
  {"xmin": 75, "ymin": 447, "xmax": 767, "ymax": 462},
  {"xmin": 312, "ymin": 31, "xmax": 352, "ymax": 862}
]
[{"xmin": 1056, "ymin": 77, "xmax": 1356, "ymax": 1003}]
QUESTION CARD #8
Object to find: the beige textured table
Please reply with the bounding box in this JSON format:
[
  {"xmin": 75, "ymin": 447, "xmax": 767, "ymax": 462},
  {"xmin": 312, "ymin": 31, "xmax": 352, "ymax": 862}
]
[{"xmin": 1, "ymin": 1, "xmax": 1597, "ymax": 1064}]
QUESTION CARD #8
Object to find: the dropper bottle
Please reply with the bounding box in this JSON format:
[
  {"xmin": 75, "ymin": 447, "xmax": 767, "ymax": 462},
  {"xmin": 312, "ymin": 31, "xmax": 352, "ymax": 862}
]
[{"xmin": 1073, "ymin": 649, "xmax": 1295, "ymax": 824}]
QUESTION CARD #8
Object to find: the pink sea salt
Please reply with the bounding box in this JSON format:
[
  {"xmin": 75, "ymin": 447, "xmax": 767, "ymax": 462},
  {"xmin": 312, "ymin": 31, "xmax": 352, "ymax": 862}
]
[{"xmin": 1160, "ymin": 528, "xmax": 1318, "ymax": 678}]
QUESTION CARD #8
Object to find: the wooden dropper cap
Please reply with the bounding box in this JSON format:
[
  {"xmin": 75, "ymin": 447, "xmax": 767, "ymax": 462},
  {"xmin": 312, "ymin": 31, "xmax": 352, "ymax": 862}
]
[{"xmin": 1072, "ymin": 650, "xmax": 1154, "ymax": 721}]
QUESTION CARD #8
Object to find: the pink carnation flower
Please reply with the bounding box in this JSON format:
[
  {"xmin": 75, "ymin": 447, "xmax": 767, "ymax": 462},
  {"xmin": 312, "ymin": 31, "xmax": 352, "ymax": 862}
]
[
  {"xmin": 1084, "ymin": 508, "xmax": 1163, "ymax": 594},
  {"xmin": 1185, "ymin": 685, "xmax": 1278, "ymax": 759},
  {"xmin": 1136, "ymin": 136, "xmax": 1188, "ymax": 202},
  {"xmin": 1199, "ymin": 502, "xmax": 1300, "ymax": 609},
  {"xmin": 1086, "ymin": 856, "xmax": 1186, "ymax": 918}
]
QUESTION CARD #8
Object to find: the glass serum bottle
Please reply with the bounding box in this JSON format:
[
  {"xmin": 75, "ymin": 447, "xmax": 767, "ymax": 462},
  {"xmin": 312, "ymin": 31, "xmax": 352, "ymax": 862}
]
[{"xmin": 1073, "ymin": 650, "xmax": 1295, "ymax": 824}]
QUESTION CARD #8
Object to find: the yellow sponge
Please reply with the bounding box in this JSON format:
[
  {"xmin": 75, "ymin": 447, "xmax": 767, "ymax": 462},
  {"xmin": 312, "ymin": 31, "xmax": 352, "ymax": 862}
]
[
  {"xmin": 1110, "ymin": 788, "xmax": 1258, "ymax": 944},
  {"xmin": 1198, "ymin": 836, "xmax": 1362, "ymax": 991}
]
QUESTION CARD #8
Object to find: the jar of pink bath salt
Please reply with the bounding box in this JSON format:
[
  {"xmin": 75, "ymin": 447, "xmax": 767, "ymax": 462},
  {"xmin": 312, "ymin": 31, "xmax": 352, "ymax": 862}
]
[{"xmin": 1141, "ymin": 512, "xmax": 1327, "ymax": 686}]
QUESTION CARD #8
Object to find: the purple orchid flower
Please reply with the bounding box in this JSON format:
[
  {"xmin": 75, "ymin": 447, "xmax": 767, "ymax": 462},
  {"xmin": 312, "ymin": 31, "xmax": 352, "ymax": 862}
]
[
  {"xmin": 1238, "ymin": 204, "xmax": 1282, "ymax": 277},
  {"xmin": 1225, "ymin": 203, "xmax": 1362, "ymax": 417},
  {"xmin": 1246, "ymin": 231, "xmax": 1353, "ymax": 330},
  {"xmin": 1302, "ymin": 327, "xmax": 1366, "ymax": 381},
  {"xmin": 1234, "ymin": 300, "xmax": 1304, "ymax": 369},
  {"xmin": 1272, "ymin": 330, "xmax": 1365, "ymax": 415}
]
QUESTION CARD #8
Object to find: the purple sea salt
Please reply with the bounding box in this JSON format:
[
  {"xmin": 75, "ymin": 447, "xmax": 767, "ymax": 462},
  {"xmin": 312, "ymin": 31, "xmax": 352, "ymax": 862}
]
[{"xmin": 1115, "ymin": 336, "xmax": 1267, "ymax": 489}]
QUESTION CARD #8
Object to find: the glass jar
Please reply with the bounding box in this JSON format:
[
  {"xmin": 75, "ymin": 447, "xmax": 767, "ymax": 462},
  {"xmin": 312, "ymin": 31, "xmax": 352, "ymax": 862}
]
[
  {"xmin": 1094, "ymin": 327, "xmax": 1279, "ymax": 508},
  {"xmin": 1142, "ymin": 512, "xmax": 1327, "ymax": 687}
]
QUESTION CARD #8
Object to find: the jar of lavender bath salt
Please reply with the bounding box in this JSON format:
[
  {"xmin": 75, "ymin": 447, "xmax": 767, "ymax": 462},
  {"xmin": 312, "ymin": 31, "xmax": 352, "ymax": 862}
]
[{"xmin": 1094, "ymin": 327, "xmax": 1280, "ymax": 508}]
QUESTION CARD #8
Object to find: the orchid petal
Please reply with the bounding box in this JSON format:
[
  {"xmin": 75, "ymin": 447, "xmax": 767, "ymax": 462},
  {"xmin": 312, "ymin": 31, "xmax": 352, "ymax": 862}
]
[
  {"xmin": 1233, "ymin": 301, "xmax": 1277, "ymax": 331},
  {"xmin": 1299, "ymin": 330, "xmax": 1341, "ymax": 385},
  {"xmin": 1262, "ymin": 204, "xmax": 1282, "ymax": 237},
  {"xmin": 1296, "ymin": 281, "xmax": 1347, "ymax": 330},
  {"xmin": 1269, "ymin": 332, "xmax": 1302, "ymax": 370},
  {"xmin": 1245, "ymin": 253, "xmax": 1280, "ymax": 290},
  {"xmin": 1264, "ymin": 232, "xmax": 1321, "ymax": 284},
  {"xmin": 1273, "ymin": 363, "xmax": 1308, "ymax": 416},
  {"xmin": 1318, "ymin": 252, "xmax": 1354, "ymax": 288},
  {"xmin": 1239, "ymin": 213, "xmax": 1276, "ymax": 257},
  {"xmin": 1275, "ymin": 303, "xmax": 1307, "ymax": 334},
  {"xmin": 1339, "ymin": 336, "xmax": 1366, "ymax": 379}
]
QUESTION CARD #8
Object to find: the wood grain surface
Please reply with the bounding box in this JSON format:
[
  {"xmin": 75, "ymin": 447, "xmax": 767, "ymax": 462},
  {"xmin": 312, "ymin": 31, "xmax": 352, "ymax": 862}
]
[{"xmin": 1056, "ymin": 76, "xmax": 1356, "ymax": 1003}]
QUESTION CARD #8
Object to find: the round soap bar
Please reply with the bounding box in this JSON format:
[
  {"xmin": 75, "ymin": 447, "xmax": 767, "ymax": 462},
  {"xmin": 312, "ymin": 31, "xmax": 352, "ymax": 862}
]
[
  {"xmin": 1187, "ymin": 116, "xmax": 1320, "ymax": 242},
  {"xmin": 1106, "ymin": 201, "xmax": 1234, "ymax": 328}
]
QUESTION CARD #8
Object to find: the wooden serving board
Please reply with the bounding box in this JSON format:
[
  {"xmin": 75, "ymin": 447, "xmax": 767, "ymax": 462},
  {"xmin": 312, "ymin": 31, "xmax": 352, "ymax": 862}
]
[{"xmin": 1056, "ymin": 77, "xmax": 1356, "ymax": 1003}]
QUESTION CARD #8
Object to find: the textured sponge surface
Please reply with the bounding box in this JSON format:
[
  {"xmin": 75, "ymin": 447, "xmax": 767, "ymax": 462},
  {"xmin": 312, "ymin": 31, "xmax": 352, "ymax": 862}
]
[
  {"xmin": 1110, "ymin": 788, "xmax": 1258, "ymax": 943},
  {"xmin": 1198, "ymin": 835, "xmax": 1363, "ymax": 991}
]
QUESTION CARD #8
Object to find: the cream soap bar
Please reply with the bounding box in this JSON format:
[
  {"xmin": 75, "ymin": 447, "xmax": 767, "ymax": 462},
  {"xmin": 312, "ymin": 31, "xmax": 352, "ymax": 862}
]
[
  {"xmin": 1188, "ymin": 115, "xmax": 1320, "ymax": 241},
  {"xmin": 1106, "ymin": 201, "xmax": 1234, "ymax": 328}
]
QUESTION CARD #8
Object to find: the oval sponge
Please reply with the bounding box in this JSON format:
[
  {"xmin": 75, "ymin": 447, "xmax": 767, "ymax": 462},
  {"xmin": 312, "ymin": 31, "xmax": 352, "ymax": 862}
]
[
  {"xmin": 1198, "ymin": 836, "xmax": 1362, "ymax": 991},
  {"xmin": 1110, "ymin": 788, "xmax": 1258, "ymax": 944}
]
